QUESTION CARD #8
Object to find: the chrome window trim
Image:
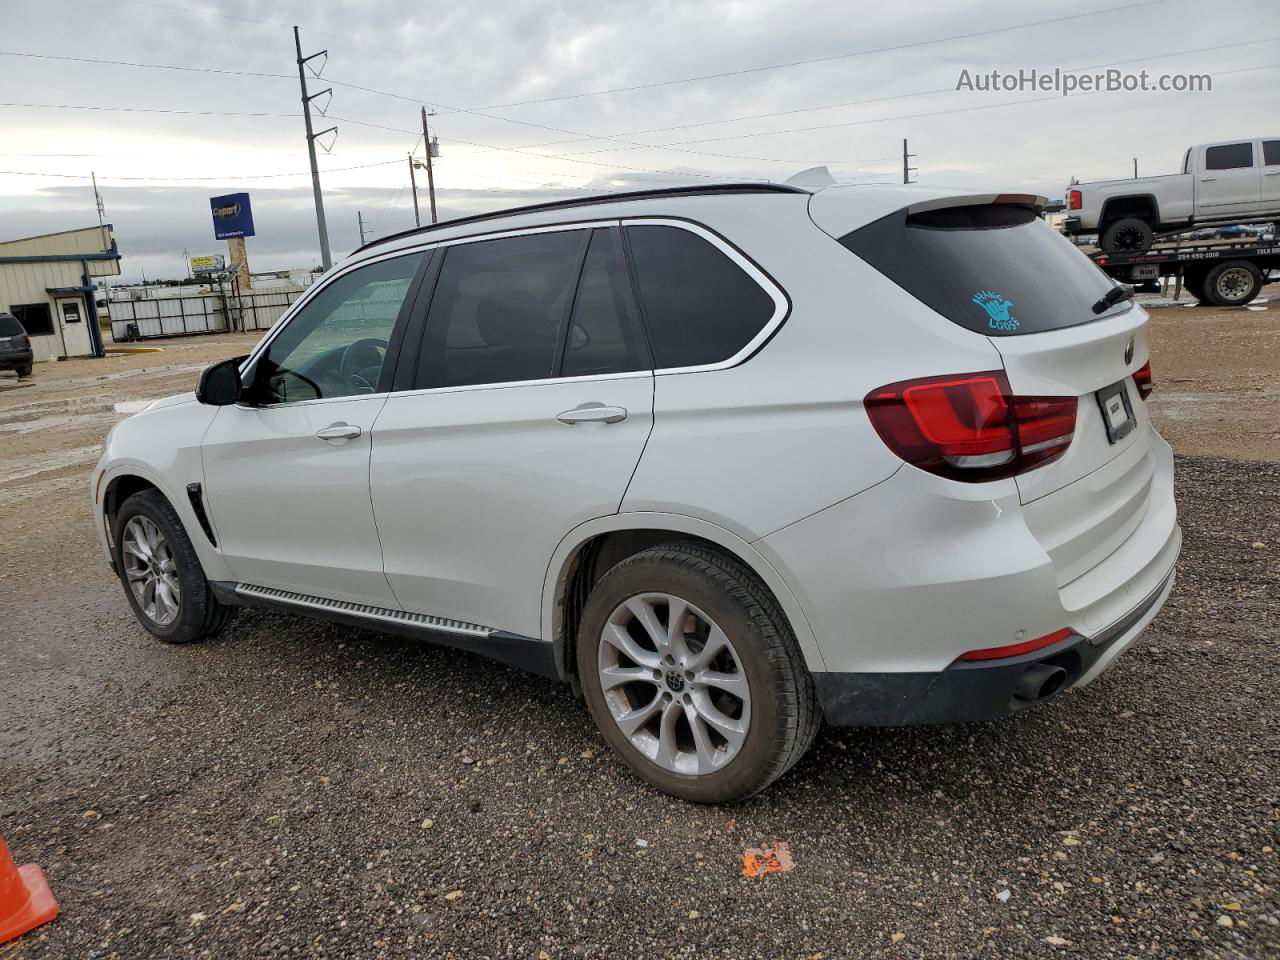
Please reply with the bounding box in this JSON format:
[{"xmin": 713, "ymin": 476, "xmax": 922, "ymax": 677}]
[
  {"xmin": 242, "ymin": 213, "xmax": 788, "ymax": 406},
  {"xmin": 239, "ymin": 244, "xmax": 433, "ymax": 377},
  {"xmin": 620, "ymin": 216, "xmax": 790, "ymax": 377}
]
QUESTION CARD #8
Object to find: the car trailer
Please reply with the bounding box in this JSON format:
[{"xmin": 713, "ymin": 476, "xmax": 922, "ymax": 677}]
[{"xmin": 1089, "ymin": 237, "xmax": 1280, "ymax": 306}]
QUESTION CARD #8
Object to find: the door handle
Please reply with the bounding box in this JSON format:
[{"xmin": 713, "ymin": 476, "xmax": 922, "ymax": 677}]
[
  {"xmin": 315, "ymin": 422, "xmax": 362, "ymax": 442},
  {"xmin": 556, "ymin": 403, "xmax": 627, "ymax": 425},
  {"xmin": 1264, "ymin": 171, "xmax": 1280, "ymax": 176},
  {"xmin": 1199, "ymin": 177, "xmax": 1217, "ymax": 182}
]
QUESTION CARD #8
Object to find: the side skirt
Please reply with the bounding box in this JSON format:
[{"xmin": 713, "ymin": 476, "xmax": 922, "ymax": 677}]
[{"xmin": 209, "ymin": 581, "xmax": 560, "ymax": 680}]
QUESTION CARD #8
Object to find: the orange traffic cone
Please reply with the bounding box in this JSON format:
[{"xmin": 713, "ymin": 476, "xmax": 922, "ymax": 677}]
[{"xmin": 0, "ymin": 837, "xmax": 58, "ymax": 944}]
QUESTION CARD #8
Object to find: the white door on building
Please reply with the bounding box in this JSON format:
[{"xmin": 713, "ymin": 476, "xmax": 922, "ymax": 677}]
[{"xmin": 55, "ymin": 298, "xmax": 92, "ymax": 357}]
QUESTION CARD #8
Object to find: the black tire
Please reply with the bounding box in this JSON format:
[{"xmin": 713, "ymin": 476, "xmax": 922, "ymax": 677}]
[
  {"xmin": 16, "ymin": 364, "xmax": 32, "ymax": 378},
  {"xmin": 113, "ymin": 489, "xmax": 235, "ymax": 644},
  {"xmin": 1182, "ymin": 269, "xmax": 1207, "ymax": 303},
  {"xmin": 1100, "ymin": 217, "xmax": 1154, "ymax": 253},
  {"xmin": 576, "ymin": 542, "xmax": 819, "ymax": 803},
  {"xmin": 1202, "ymin": 259, "xmax": 1264, "ymax": 307}
]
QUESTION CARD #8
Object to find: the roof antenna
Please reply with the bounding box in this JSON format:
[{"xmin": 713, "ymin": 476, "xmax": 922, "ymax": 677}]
[{"xmin": 785, "ymin": 166, "xmax": 836, "ymax": 189}]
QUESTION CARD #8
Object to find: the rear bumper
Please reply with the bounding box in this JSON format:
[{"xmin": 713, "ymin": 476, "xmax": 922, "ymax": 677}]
[
  {"xmin": 814, "ymin": 563, "xmax": 1175, "ymax": 726},
  {"xmin": 1061, "ymin": 216, "xmax": 1084, "ymax": 234},
  {"xmin": 0, "ymin": 348, "xmax": 32, "ymax": 369}
]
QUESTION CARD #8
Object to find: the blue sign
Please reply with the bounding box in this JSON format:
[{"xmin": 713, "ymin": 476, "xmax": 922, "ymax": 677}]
[{"xmin": 210, "ymin": 193, "xmax": 255, "ymax": 239}]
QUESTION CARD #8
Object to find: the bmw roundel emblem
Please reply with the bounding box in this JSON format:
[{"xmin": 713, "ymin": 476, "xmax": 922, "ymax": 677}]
[{"xmin": 1124, "ymin": 337, "xmax": 1135, "ymax": 365}]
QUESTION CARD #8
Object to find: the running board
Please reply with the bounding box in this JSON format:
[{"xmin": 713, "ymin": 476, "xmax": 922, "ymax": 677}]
[{"xmin": 215, "ymin": 581, "xmax": 560, "ymax": 680}]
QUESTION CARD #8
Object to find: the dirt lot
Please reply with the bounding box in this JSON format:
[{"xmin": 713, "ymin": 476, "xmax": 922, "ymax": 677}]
[{"xmin": 1, "ymin": 305, "xmax": 1277, "ymax": 959}]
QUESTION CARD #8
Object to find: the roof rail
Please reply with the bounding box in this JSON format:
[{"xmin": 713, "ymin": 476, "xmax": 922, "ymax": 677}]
[{"xmin": 355, "ymin": 182, "xmax": 809, "ymax": 254}]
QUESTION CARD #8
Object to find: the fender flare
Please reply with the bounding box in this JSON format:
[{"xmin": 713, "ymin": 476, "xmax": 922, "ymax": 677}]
[{"xmin": 541, "ymin": 511, "xmax": 827, "ymax": 677}]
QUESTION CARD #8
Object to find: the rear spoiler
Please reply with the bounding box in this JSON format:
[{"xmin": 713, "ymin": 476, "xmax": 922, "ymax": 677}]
[{"xmin": 904, "ymin": 193, "xmax": 1048, "ymax": 215}]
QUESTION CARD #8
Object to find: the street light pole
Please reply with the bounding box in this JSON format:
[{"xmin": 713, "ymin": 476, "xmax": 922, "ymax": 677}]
[{"xmin": 294, "ymin": 26, "xmax": 333, "ymax": 271}]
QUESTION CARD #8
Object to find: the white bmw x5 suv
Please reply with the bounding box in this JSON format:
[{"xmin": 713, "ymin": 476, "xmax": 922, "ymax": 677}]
[{"xmin": 93, "ymin": 183, "xmax": 1180, "ymax": 802}]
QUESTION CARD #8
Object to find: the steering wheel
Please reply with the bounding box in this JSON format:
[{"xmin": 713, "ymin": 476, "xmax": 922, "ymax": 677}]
[{"xmin": 339, "ymin": 337, "xmax": 388, "ymax": 393}]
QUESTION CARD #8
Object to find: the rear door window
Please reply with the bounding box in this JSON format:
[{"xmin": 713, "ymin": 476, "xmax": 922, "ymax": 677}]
[
  {"xmin": 1263, "ymin": 140, "xmax": 1280, "ymax": 166},
  {"xmin": 625, "ymin": 224, "xmax": 776, "ymax": 368},
  {"xmin": 1204, "ymin": 142, "xmax": 1254, "ymax": 170},
  {"xmin": 561, "ymin": 229, "xmax": 650, "ymax": 378},
  {"xmin": 415, "ymin": 230, "xmax": 587, "ymax": 389},
  {"xmin": 840, "ymin": 204, "xmax": 1122, "ymax": 337}
]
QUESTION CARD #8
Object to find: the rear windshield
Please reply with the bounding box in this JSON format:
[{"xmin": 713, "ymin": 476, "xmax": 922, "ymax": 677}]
[
  {"xmin": 0, "ymin": 313, "xmax": 24, "ymax": 336},
  {"xmin": 840, "ymin": 204, "xmax": 1125, "ymax": 336}
]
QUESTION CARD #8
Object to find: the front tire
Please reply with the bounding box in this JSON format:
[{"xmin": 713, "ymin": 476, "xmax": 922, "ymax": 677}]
[
  {"xmin": 577, "ymin": 543, "xmax": 819, "ymax": 803},
  {"xmin": 113, "ymin": 489, "xmax": 235, "ymax": 644}
]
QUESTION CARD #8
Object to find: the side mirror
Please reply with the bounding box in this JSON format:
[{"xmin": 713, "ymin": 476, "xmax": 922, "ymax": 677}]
[{"xmin": 196, "ymin": 355, "xmax": 248, "ymax": 406}]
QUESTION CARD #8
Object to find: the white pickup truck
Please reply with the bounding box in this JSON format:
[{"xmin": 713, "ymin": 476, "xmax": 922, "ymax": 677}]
[{"xmin": 1063, "ymin": 137, "xmax": 1280, "ymax": 252}]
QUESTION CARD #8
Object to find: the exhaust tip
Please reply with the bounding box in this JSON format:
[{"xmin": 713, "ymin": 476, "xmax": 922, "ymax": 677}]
[{"xmin": 1014, "ymin": 663, "xmax": 1068, "ymax": 703}]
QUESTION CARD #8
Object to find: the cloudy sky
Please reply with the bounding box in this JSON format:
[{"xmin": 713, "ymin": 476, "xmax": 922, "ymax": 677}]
[{"xmin": 1, "ymin": 0, "xmax": 1275, "ymax": 282}]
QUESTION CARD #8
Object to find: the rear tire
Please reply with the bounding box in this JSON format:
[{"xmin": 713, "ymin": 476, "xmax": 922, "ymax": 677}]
[
  {"xmin": 1202, "ymin": 260, "xmax": 1263, "ymax": 307},
  {"xmin": 1100, "ymin": 218, "xmax": 1154, "ymax": 253},
  {"xmin": 576, "ymin": 542, "xmax": 819, "ymax": 803},
  {"xmin": 16, "ymin": 364, "xmax": 32, "ymax": 378},
  {"xmin": 1182, "ymin": 269, "xmax": 1207, "ymax": 303},
  {"xmin": 113, "ymin": 489, "xmax": 235, "ymax": 644}
]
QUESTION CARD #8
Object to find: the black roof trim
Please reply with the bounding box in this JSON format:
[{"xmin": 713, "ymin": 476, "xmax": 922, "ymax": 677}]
[{"xmin": 355, "ymin": 182, "xmax": 809, "ymax": 254}]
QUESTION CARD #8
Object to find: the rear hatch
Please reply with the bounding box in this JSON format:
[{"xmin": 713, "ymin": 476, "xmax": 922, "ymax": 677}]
[{"xmin": 837, "ymin": 196, "xmax": 1157, "ymax": 592}]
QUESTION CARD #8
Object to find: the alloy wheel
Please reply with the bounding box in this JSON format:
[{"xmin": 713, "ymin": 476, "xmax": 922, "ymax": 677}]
[
  {"xmin": 122, "ymin": 515, "xmax": 181, "ymax": 626},
  {"xmin": 597, "ymin": 593, "xmax": 751, "ymax": 776}
]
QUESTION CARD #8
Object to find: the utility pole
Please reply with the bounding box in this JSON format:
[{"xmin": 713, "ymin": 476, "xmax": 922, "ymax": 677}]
[
  {"xmin": 294, "ymin": 26, "xmax": 334, "ymax": 271},
  {"xmin": 902, "ymin": 139, "xmax": 917, "ymax": 184},
  {"xmin": 357, "ymin": 211, "xmax": 367, "ymax": 245},
  {"xmin": 408, "ymin": 153, "xmax": 421, "ymax": 228},
  {"xmin": 420, "ymin": 107, "xmax": 438, "ymax": 224}
]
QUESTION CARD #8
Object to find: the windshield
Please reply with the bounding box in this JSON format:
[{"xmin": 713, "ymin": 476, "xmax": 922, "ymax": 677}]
[{"xmin": 840, "ymin": 204, "xmax": 1125, "ymax": 337}]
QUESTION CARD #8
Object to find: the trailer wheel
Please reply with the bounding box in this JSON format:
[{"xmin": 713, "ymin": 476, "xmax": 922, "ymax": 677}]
[
  {"xmin": 1100, "ymin": 218, "xmax": 1154, "ymax": 253},
  {"xmin": 1203, "ymin": 260, "xmax": 1263, "ymax": 307}
]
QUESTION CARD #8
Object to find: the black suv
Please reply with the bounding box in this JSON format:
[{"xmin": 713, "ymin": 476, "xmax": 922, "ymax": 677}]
[{"xmin": 0, "ymin": 312, "xmax": 33, "ymax": 378}]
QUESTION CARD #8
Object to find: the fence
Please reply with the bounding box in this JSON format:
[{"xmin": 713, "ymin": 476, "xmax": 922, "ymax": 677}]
[{"xmin": 108, "ymin": 287, "xmax": 306, "ymax": 342}]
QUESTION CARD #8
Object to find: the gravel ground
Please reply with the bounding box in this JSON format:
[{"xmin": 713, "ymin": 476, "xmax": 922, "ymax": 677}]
[{"xmin": 1, "ymin": 312, "xmax": 1278, "ymax": 959}]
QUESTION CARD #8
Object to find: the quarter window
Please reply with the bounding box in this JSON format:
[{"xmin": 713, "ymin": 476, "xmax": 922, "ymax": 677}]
[
  {"xmin": 415, "ymin": 230, "xmax": 587, "ymax": 389},
  {"xmin": 561, "ymin": 229, "xmax": 649, "ymax": 378},
  {"xmin": 1204, "ymin": 142, "xmax": 1253, "ymax": 170},
  {"xmin": 625, "ymin": 224, "xmax": 775, "ymax": 369},
  {"xmin": 255, "ymin": 252, "xmax": 422, "ymax": 403},
  {"xmin": 1263, "ymin": 140, "xmax": 1280, "ymax": 166}
]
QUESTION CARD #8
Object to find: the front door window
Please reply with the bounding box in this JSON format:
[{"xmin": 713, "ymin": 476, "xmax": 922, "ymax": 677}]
[{"xmin": 255, "ymin": 252, "xmax": 423, "ymax": 403}]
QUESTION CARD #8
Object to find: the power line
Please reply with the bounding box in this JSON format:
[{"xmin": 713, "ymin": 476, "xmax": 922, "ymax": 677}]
[
  {"xmin": 0, "ymin": 159, "xmax": 403, "ymax": 182},
  {"xmin": 0, "ymin": 101, "xmax": 298, "ymax": 119},
  {"xmin": 537, "ymin": 58, "xmax": 1280, "ymax": 157},
  {"xmin": 0, "ymin": 49, "xmax": 290, "ymax": 79},
  {"xmin": 457, "ymin": 35, "xmax": 1280, "ymax": 156},
  {"xmin": 468, "ymin": 0, "xmax": 1176, "ymax": 110}
]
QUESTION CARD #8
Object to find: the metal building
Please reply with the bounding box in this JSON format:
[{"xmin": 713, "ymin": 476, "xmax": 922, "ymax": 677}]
[{"xmin": 0, "ymin": 225, "xmax": 121, "ymax": 361}]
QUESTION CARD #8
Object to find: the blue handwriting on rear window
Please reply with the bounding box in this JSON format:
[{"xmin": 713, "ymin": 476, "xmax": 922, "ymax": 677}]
[{"xmin": 972, "ymin": 290, "xmax": 1018, "ymax": 331}]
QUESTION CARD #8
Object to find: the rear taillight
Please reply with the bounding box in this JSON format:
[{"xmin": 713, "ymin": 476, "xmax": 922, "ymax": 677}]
[
  {"xmin": 19, "ymin": 334, "xmax": 30, "ymax": 349},
  {"xmin": 1067, "ymin": 189, "xmax": 1082, "ymax": 211},
  {"xmin": 1133, "ymin": 360, "xmax": 1152, "ymax": 400},
  {"xmin": 865, "ymin": 371, "xmax": 1077, "ymax": 482}
]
